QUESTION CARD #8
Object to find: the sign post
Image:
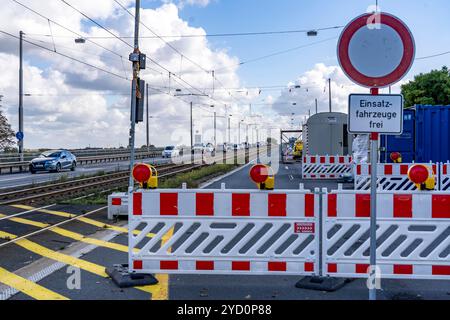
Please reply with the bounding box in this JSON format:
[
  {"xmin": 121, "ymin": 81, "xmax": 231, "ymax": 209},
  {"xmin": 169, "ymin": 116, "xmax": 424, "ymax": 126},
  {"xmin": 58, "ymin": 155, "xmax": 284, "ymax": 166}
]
[{"xmin": 338, "ymin": 11, "xmax": 415, "ymax": 300}]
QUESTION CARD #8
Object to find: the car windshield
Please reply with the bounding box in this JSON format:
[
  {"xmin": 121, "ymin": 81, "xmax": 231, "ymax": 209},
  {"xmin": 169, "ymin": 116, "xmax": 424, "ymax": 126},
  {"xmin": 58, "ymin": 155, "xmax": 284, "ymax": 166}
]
[
  {"xmin": 165, "ymin": 146, "xmax": 175, "ymax": 150},
  {"xmin": 40, "ymin": 151, "xmax": 61, "ymax": 158}
]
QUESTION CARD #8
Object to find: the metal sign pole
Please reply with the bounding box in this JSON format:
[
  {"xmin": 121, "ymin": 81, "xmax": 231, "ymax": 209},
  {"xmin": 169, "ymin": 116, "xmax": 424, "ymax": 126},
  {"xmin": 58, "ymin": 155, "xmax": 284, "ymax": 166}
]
[{"xmin": 369, "ymin": 87, "xmax": 379, "ymax": 301}]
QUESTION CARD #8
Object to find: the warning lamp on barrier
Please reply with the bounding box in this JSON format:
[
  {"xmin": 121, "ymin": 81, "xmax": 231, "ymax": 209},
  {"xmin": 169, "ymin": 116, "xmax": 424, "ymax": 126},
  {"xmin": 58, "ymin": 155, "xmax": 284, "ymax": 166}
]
[
  {"xmin": 249, "ymin": 164, "xmax": 275, "ymax": 190},
  {"xmin": 132, "ymin": 163, "xmax": 158, "ymax": 189},
  {"xmin": 390, "ymin": 152, "xmax": 402, "ymax": 163},
  {"xmin": 407, "ymin": 164, "xmax": 435, "ymax": 191}
]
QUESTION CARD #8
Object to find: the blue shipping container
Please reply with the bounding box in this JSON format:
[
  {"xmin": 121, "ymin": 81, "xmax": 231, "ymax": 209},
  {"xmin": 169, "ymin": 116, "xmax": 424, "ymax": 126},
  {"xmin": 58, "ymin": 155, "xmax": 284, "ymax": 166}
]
[
  {"xmin": 381, "ymin": 109, "xmax": 415, "ymax": 163},
  {"xmin": 415, "ymin": 105, "xmax": 450, "ymax": 163}
]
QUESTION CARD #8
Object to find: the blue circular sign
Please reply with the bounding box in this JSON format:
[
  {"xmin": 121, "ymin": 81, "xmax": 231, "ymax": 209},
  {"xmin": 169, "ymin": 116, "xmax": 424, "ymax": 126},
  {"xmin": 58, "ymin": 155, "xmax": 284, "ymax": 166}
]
[{"xmin": 16, "ymin": 132, "xmax": 24, "ymax": 141}]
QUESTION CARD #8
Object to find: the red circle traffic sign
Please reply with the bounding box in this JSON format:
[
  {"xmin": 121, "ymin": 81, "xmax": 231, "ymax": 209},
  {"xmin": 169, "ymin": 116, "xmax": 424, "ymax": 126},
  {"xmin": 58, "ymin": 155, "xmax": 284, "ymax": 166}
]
[{"xmin": 338, "ymin": 12, "xmax": 415, "ymax": 88}]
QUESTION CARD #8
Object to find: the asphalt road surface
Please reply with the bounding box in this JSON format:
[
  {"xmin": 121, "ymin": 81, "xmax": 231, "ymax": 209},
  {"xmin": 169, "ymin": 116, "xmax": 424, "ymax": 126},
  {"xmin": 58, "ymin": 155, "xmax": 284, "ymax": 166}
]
[{"xmin": 0, "ymin": 161, "xmax": 449, "ymax": 300}]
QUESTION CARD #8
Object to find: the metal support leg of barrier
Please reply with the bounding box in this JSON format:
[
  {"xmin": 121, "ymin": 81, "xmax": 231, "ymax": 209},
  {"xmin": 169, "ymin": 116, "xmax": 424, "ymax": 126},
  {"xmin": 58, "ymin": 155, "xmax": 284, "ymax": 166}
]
[{"xmin": 295, "ymin": 187, "xmax": 349, "ymax": 292}]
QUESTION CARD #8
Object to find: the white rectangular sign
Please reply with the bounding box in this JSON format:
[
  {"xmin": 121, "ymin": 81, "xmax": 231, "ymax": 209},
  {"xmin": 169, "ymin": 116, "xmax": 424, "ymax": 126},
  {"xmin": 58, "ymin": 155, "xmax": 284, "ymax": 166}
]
[{"xmin": 348, "ymin": 94, "xmax": 404, "ymax": 134}]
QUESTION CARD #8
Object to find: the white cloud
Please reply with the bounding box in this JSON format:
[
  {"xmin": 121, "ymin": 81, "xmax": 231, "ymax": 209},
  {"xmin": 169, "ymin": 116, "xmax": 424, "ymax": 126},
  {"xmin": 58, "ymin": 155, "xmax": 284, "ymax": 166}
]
[{"xmin": 0, "ymin": 1, "xmax": 247, "ymax": 149}]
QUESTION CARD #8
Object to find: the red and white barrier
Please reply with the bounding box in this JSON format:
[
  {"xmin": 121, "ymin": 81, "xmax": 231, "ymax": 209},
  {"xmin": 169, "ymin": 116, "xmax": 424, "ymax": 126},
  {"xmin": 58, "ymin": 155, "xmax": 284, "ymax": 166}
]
[
  {"xmin": 107, "ymin": 193, "xmax": 128, "ymax": 220},
  {"xmin": 129, "ymin": 188, "xmax": 320, "ymax": 275},
  {"xmin": 440, "ymin": 162, "xmax": 450, "ymax": 191},
  {"xmin": 323, "ymin": 189, "xmax": 450, "ymax": 279},
  {"xmin": 354, "ymin": 163, "xmax": 439, "ymax": 191},
  {"xmin": 302, "ymin": 155, "xmax": 352, "ymax": 179}
]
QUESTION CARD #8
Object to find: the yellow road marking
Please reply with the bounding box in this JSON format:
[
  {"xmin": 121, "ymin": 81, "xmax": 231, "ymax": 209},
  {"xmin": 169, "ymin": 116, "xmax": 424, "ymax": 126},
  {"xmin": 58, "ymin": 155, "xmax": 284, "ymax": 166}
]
[
  {"xmin": 148, "ymin": 227, "xmax": 174, "ymax": 300},
  {"xmin": 1, "ymin": 217, "xmax": 156, "ymax": 297},
  {"xmin": 0, "ymin": 230, "xmax": 17, "ymax": 240},
  {"xmin": 0, "ymin": 213, "xmax": 130, "ymax": 253},
  {"xmin": 0, "ymin": 267, "xmax": 68, "ymax": 300},
  {"xmin": 12, "ymin": 205, "xmax": 155, "ymax": 237}
]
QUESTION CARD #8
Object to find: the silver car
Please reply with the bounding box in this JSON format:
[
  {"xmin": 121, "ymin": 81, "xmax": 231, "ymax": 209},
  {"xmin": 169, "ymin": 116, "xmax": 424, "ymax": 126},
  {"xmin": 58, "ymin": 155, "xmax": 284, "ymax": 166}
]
[{"xmin": 29, "ymin": 150, "xmax": 77, "ymax": 174}]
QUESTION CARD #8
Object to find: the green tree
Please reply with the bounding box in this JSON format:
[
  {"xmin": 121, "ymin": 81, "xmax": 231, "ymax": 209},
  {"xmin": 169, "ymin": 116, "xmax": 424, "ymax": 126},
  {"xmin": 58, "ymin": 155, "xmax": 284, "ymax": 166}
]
[
  {"xmin": 0, "ymin": 109, "xmax": 15, "ymax": 150},
  {"xmin": 401, "ymin": 66, "xmax": 450, "ymax": 107}
]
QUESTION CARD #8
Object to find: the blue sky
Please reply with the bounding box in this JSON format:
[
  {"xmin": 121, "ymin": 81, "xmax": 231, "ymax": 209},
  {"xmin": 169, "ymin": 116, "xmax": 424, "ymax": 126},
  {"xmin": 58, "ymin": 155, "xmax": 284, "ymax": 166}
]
[{"xmin": 144, "ymin": 0, "xmax": 450, "ymax": 88}]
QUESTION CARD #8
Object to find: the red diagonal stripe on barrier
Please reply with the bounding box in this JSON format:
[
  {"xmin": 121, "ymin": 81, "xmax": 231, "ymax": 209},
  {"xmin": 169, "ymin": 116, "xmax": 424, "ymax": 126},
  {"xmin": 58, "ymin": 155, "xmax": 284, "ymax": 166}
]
[
  {"xmin": 133, "ymin": 192, "xmax": 142, "ymax": 216},
  {"xmin": 196, "ymin": 193, "xmax": 214, "ymax": 216},
  {"xmin": 268, "ymin": 262, "xmax": 286, "ymax": 272},
  {"xmin": 394, "ymin": 194, "xmax": 413, "ymax": 218},
  {"xmin": 432, "ymin": 195, "xmax": 450, "ymax": 218},
  {"xmin": 232, "ymin": 193, "xmax": 250, "ymax": 216},
  {"xmin": 160, "ymin": 193, "xmax": 178, "ymax": 216},
  {"xmin": 268, "ymin": 194, "xmax": 287, "ymax": 216},
  {"xmin": 305, "ymin": 194, "xmax": 315, "ymax": 217}
]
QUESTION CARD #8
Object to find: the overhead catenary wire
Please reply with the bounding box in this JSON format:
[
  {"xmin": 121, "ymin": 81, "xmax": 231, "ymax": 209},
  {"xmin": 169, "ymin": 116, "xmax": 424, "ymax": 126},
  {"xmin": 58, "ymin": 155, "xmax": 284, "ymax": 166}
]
[
  {"xmin": 11, "ymin": 0, "xmax": 129, "ymax": 61},
  {"xmin": 0, "ymin": 29, "xmax": 129, "ymax": 81},
  {"xmin": 112, "ymin": 0, "xmax": 245, "ymax": 108},
  {"xmin": 27, "ymin": 25, "xmax": 345, "ymax": 39}
]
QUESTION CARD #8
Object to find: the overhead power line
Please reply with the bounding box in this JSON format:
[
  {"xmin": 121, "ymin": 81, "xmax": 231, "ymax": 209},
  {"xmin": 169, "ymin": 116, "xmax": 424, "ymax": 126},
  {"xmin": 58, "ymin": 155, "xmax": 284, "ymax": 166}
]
[
  {"xmin": 28, "ymin": 25, "xmax": 344, "ymax": 39},
  {"xmin": 0, "ymin": 30, "xmax": 129, "ymax": 81},
  {"xmin": 12, "ymin": 0, "xmax": 128, "ymax": 60}
]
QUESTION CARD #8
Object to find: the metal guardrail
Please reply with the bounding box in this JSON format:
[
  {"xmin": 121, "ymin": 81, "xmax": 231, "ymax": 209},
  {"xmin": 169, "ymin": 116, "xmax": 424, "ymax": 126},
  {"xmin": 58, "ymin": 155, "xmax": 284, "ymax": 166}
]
[
  {"xmin": 0, "ymin": 150, "xmax": 162, "ymax": 174},
  {"xmin": 0, "ymin": 148, "xmax": 164, "ymax": 163}
]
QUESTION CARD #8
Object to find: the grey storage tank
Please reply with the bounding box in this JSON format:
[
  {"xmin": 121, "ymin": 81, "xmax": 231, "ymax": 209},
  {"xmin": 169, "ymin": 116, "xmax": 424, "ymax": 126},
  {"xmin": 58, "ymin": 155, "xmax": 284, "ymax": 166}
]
[{"xmin": 304, "ymin": 112, "xmax": 353, "ymax": 156}]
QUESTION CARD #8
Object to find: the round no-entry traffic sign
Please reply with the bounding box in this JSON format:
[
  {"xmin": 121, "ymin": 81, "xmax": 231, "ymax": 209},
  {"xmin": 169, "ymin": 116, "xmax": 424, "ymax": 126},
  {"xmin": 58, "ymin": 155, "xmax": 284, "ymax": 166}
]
[{"xmin": 338, "ymin": 12, "xmax": 415, "ymax": 88}]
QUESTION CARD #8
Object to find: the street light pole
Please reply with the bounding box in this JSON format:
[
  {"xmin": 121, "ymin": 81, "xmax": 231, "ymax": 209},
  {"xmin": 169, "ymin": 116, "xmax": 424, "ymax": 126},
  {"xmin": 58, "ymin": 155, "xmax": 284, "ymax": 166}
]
[
  {"xmin": 128, "ymin": 0, "xmax": 141, "ymax": 189},
  {"xmin": 328, "ymin": 78, "xmax": 332, "ymax": 113},
  {"xmin": 228, "ymin": 115, "xmax": 231, "ymax": 144},
  {"xmin": 146, "ymin": 83, "xmax": 149, "ymax": 152},
  {"xmin": 19, "ymin": 31, "xmax": 24, "ymax": 162},
  {"xmin": 214, "ymin": 111, "xmax": 217, "ymax": 149},
  {"xmin": 190, "ymin": 101, "xmax": 194, "ymax": 163}
]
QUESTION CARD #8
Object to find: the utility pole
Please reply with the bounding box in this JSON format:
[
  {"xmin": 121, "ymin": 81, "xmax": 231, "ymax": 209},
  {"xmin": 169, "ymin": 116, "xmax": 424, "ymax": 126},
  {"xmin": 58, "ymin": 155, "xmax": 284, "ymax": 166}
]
[
  {"xmin": 128, "ymin": 0, "xmax": 141, "ymax": 189},
  {"xmin": 19, "ymin": 31, "xmax": 24, "ymax": 162},
  {"xmin": 328, "ymin": 78, "xmax": 332, "ymax": 113},
  {"xmin": 146, "ymin": 83, "xmax": 149, "ymax": 152},
  {"xmin": 315, "ymin": 98, "xmax": 318, "ymax": 114},
  {"xmin": 213, "ymin": 111, "xmax": 217, "ymax": 149},
  {"xmin": 228, "ymin": 115, "xmax": 231, "ymax": 144},
  {"xmin": 238, "ymin": 120, "xmax": 241, "ymax": 145},
  {"xmin": 190, "ymin": 101, "xmax": 194, "ymax": 163}
]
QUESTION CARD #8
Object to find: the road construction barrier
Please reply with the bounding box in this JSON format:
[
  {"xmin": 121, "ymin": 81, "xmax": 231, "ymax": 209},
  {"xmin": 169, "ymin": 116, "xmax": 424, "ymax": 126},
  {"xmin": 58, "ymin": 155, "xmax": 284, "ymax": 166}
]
[
  {"xmin": 323, "ymin": 189, "xmax": 450, "ymax": 279},
  {"xmin": 440, "ymin": 162, "xmax": 450, "ymax": 191},
  {"xmin": 302, "ymin": 155, "xmax": 352, "ymax": 179},
  {"xmin": 129, "ymin": 187, "xmax": 320, "ymax": 275},
  {"xmin": 107, "ymin": 193, "xmax": 128, "ymax": 219},
  {"xmin": 354, "ymin": 163, "xmax": 439, "ymax": 191}
]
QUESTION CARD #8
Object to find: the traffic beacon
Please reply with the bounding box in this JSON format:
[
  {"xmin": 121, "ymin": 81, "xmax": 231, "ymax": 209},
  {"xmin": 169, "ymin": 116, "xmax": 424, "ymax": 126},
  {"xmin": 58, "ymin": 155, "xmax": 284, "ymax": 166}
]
[
  {"xmin": 390, "ymin": 152, "xmax": 402, "ymax": 163},
  {"xmin": 132, "ymin": 163, "xmax": 158, "ymax": 189},
  {"xmin": 407, "ymin": 164, "xmax": 435, "ymax": 191},
  {"xmin": 249, "ymin": 164, "xmax": 275, "ymax": 190}
]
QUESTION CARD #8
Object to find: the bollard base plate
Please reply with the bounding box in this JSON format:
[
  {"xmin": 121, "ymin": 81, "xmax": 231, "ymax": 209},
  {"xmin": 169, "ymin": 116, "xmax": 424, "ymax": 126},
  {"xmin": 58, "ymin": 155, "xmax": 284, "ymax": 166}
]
[
  {"xmin": 106, "ymin": 264, "xmax": 158, "ymax": 288},
  {"xmin": 295, "ymin": 276, "xmax": 349, "ymax": 292}
]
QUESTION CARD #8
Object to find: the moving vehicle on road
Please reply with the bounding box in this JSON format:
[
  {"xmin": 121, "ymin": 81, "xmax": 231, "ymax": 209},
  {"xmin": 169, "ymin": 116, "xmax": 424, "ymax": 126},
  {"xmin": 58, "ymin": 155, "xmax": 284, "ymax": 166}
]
[
  {"xmin": 29, "ymin": 150, "xmax": 77, "ymax": 174},
  {"xmin": 161, "ymin": 146, "xmax": 180, "ymax": 158}
]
